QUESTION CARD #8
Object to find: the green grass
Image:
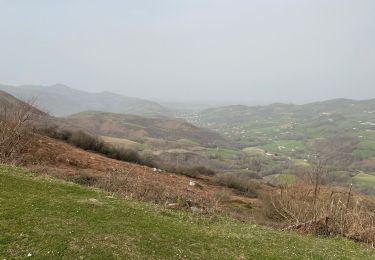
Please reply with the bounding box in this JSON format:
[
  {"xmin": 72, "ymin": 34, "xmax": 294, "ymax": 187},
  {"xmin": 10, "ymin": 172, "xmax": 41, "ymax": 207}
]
[
  {"xmin": 265, "ymin": 173, "xmax": 299, "ymax": 186},
  {"xmin": 177, "ymin": 138, "xmax": 200, "ymax": 146},
  {"xmin": 352, "ymin": 172, "xmax": 375, "ymax": 188},
  {"xmin": 353, "ymin": 141, "xmax": 375, "ymax": 158},
  {"xmin": 242, "ymin": 147, "xmax": 265, "ymax": 156},
  {"xmin": 1, "ymin": 165, "xmax": 374, "ymax": 259},
  {"xmin": 205, "ymin": 148, "xmax": 242, "ymax": 160},
  {"xmin": 353, "ymin": 149, "xmax": 375, "ymax": 159}
]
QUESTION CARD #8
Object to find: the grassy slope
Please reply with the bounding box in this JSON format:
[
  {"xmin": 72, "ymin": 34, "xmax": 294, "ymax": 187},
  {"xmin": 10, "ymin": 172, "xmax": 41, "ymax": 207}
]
[{"xmin": 1, "ymin": 165, "xmax": 374, "ymax": 259}]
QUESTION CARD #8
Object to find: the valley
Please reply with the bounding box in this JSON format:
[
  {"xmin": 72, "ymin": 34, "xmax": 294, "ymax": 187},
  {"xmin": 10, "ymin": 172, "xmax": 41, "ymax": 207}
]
[
  {"xmin": 2, "ymin": 2, "xmax": 375, "ymax": 258},
  {"xmin": 1, "ymin": 87, "xmax": 375, "ymax": 257},
  {"xmin": 182, "ymin": 100, "xmax": 375, "ymax": 194}
]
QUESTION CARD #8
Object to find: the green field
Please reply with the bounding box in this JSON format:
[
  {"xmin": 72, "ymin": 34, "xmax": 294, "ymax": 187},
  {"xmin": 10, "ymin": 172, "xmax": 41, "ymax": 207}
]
[
  {"xmin": 353, "ymin": 141, "xmax": 375, "ymax": 159},
  {"xmin": 352, "ymin": 172, "xmax": 375, "ymax": 188},
  {"xmin": 177, "ymin": 138, "xmax": 200, "ymax": 146},
  {"xmin": 242, "ymin": 147, "xmax": 265, "ymax": 156},
  {"xmin": 1, "ymin": 165, "xmax": 374, "ymax": 259},
  {"xmin": 265, "ymin": 173, "xmax": 299, "ymax": 186},
  {"xmin": 260, "ymin": 140, "xmax": 305, "ymax": 153},
  {"xmin": 205, "ymin": 148, "xmax": 242, "ymax": 160}
]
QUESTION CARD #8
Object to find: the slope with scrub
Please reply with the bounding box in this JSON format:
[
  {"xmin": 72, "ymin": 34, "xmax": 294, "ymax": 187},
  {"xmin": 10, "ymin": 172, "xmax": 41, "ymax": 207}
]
[{"xmin": 1, "ymin": 165, "xmax": 374, "ymax": 259}]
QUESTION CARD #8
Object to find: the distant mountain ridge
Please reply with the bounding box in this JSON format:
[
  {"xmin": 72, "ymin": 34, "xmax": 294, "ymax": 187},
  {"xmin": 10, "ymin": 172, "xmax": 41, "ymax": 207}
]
[
  {"xmin": 0, "ymin": 84, "xmax": 172, "ymax": 117},
  {"xmin": 183, "ymin": 97, "xmax": 375, "ymax": 148},
  {"xmin": 191, "ymin": 98, "xmax": 375, "ymax": 125}
]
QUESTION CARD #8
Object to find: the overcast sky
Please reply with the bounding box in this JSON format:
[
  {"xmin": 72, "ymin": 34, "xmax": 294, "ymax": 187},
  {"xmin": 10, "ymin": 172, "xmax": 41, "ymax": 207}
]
[{"xmin": 0, "ymin": 0, "xmax": 374, "ymax": 104}]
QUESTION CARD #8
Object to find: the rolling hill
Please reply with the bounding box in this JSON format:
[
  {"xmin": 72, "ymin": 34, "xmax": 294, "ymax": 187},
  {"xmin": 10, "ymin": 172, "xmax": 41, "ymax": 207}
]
[
  {"xmin": 189, "ymin": 98, "xmax": 375, "ymax": 126},
  {"xmin": 0, "ymin": 83, "xmax": 171, "ymax": 117},
  {"xmin": 186, "ymin": 98, "xmax": 375, "ymax": 153},
  {"xmin": 64, "ymin": 111, "xmax": 233, "ymax": 148}
]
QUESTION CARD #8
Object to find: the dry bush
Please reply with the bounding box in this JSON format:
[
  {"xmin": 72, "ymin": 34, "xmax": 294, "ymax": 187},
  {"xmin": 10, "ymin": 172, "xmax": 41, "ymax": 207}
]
[
  {"xmin": 214, "ymin": 189, "xmax": 232, "ymax": 203},
  {"xmin": 156, "ymin": 162, "xmax": 215, "ymax": 178},
  {"xmin": 96, "ymin": 170, "xmax": 217, "ymax": 210},
  {"xmin": 267, "ymin": 184, "xmax": 375, "ymax": 244},
  {"xmin": 97, "ymin": 170, "xmax": 168, "ymax": 203},
  {"xmin": 0, "ymin": 100, "xmax": 36, "ymax": 164},
  {"xmin": 214, "ymin": 173, "xmax": 260, "ymax": 198}
]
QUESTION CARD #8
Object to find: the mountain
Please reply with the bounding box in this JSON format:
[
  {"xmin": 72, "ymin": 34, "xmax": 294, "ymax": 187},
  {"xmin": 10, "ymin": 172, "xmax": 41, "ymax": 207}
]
[
  {"xmin": 0, "ymin": 84, "xmax": 171, "ymax": 117},
  {"xmin": 64, "ymin": 111, "xmax": 232, "ymax": 148}
]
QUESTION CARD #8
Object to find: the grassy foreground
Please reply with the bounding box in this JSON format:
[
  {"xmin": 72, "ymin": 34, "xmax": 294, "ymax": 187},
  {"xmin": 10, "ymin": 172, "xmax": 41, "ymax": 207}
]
[{"xmin": 0, "ymin": 165, "xmax": 374, "ymax": 259}]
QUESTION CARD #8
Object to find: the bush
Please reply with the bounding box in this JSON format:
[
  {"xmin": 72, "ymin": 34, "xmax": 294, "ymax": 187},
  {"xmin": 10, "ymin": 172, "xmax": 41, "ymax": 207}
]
[
  {"xmin": 157, "ymin": 163, "xmax": 216, "ymax": 178},
  {"xmin": 190, "ymin": 166, "xmax": 216, "ymax": 176},
  {"xmin": 0, "ymin": 102, "xmax": 36, "ymax": 164},
  {"xmin": 40, "ymin": 127, "xmax": 153, "ymax": 166},
  {"xmin": 41, "ymin": 126, "xmax": 215, "ymax": 178},
  {"xmin": 268, "ymin": 184, "xmax": 375, "ymax": 244},
  {"xmin": 73, "ymin": 175, "xmax": 99, "ymax": 186},
  {"xmin": 214, "ymin": 173, "xmax": 260, "ymax": 198}
]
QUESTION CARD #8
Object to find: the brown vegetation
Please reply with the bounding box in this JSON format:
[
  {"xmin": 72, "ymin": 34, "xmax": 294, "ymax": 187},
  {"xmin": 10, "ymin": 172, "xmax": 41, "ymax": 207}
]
[
  {"xmin": 266, "ymin": 161, "xmax": 375, "ymax": 245},
  {"xmin": 22, "ymin": 136, "xmax": 226, "ymax": 211},
  {"xmin": 214, "ymin": 173, "xmax": 260, "ymax": 198},
  {"xmin": 40, "ymin": 126, "xmax": 153, "ymax": 166},
  {"xmin": 0, "ymin": 98, "xmax": 37, "ymax": 164}
]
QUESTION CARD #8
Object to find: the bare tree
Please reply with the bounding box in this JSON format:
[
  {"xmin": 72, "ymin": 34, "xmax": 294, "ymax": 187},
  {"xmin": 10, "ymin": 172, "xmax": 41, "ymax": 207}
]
[{"xmin": 0, "ymin": 98, "xmax": 37, "ymax": 164}]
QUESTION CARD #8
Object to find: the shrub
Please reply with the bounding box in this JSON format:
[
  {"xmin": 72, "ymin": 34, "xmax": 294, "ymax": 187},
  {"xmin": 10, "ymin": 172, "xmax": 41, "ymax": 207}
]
[
  {"xmin": 190, "ymin": 166, "xmax": 216, "ymax": 176},
  {"xmin": 41, "ymin": 126, "xmax": 215, "ymax": 178},
  {"xmin": 268, "ymin": 184, "xmax": 375, "ymax": 244},
  {"xmin": 156, "ymin": 162, "xmax": 216, "ymax": 178},
  {"xmin": 0, "ymin": 102, "xmax": 36, "ymax": 164},
  {"xmin": 73, "ymin": 175, "xmax": 99, "ymax": 186},
  {"xmin": 214, "ymin": 173, "xmax": 260, "ymax": 198},
  {"xmin": 40, "ymin": 126, "xmax": 152, "ymax": 166}
]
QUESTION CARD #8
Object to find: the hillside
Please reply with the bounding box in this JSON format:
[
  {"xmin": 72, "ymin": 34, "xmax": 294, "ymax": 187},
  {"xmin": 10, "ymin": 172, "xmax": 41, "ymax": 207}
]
[
  {"xmin": 0, "ymin": 90, "xmax": 49, "ymax": 124},
  {"xmin": 1, "ymin": 165, "xmax": 374, "ymax": 259},
  {"xmin": 190, "ymin": 98, "xmax": 375, "ymax": 127},
  {"xmin": 0, "ymin": 84, "xmax": 171, "ymax": 117},
  {"xmin": 186, "ymin": 98, "xmax": 375, "ymax": 160},
  {"xmin": 181, "ymin": 98, "xmax": 375, "ymax": 194},
  {"xmin": 0, "ymin": 90, "xmax": 238, "ymax": 174},
  {"xmin": 65, "ymin": 111, "xmax": 232, "ymax": 148}
]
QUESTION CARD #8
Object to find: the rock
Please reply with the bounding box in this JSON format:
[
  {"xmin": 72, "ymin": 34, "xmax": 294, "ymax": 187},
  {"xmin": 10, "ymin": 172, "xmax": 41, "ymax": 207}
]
[{"xmin": 189, "ymin": 180, "xmax": 203, "ymax": 189}]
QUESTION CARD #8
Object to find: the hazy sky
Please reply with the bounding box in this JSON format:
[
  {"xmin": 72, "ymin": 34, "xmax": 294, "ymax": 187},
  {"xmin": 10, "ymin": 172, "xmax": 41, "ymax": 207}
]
[{"xmin": 0, "ymin": 0, "xmax": 374, "ymax": 104}]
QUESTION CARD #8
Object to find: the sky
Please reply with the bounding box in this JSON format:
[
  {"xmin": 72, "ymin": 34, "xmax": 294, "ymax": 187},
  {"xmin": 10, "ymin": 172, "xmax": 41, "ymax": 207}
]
[{"xmin": 0, "ymin": 0, "xmax": 374, "ymax": 104}]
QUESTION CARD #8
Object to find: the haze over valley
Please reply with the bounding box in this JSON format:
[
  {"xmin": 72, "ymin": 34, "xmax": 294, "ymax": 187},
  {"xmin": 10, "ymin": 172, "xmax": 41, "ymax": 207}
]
[{"xmin": 1, "ymin": 1, "xmax": 375, "ymax": 259}]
